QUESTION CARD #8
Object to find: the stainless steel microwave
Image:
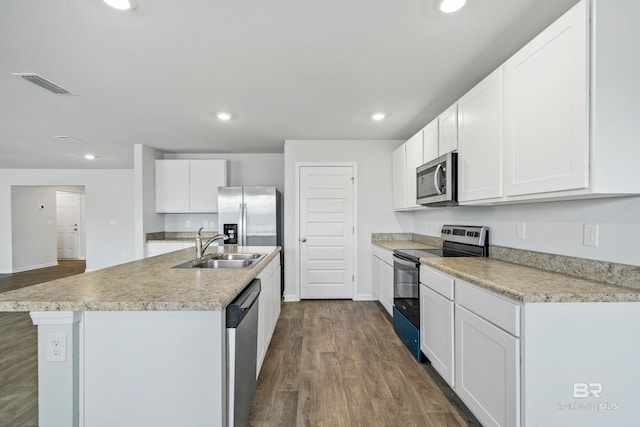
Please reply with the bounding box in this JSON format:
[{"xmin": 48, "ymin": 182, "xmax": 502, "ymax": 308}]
[{"xmin": 416, "ymin": 152, "xmax": 458, "ymax": 206}]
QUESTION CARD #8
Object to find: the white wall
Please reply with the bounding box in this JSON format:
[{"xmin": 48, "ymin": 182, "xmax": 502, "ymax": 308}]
[
  {"xmin": 0, "ymin": 169, "xmax": 135, "ymax": 273},
  {"xmin": 283, "ymin": 140, "xmax": 411, "ymax": 301},
  {"xmin": 412, "ymin": 196, "xmax": 640, "ymax": 266},
  {"xmin": 134, "ymin": 144, "xmax": 165, "ymax": 259},
  {"xmin": 11, "ymin": 187, "xmax": 58, "ymax": 272}
]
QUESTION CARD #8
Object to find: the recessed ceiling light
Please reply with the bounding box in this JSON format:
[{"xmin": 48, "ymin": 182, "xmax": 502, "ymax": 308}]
[
  {"xmin": 372, "ymin": 113, "xmax": 386, "ymax": 121},
  {"xmin": 103, "ymin": 0, "xmax": 136, "ymax": 10},
  {"xmin": 84, "ymin": 154, "xmax": 97, "ymax": 160},
  {"xmin": 217, "ymin": 112, "xmax": 232, "ymax": 121},
  {"xmin": 437, "ymin": 0, "xmax": 466, "ymax": 13}
]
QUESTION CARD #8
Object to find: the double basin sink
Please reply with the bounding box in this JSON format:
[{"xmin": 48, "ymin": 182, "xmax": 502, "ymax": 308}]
[{"xmin": 173, "ymin": 252, "xmax": 265, "ymax": 269}]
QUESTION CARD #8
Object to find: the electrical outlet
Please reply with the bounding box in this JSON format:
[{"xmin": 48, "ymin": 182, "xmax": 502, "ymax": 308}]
[
  {"xmin": 186, "ymin": 220, "xmax": 191, "ymax": 229},
  {"xmin": 583, "ymin": 224, "xmax": 599, "ymax": 247},
  {"xmin": 516, "ymin": 223, "xmax": 526, "ymax": 240},
  {"xmin": 46, "ymin": 332, "xmax": 67, "ymax": 362}
]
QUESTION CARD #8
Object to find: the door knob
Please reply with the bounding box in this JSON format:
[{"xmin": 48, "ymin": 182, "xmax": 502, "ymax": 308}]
[{"xmin": 301, "ymin": 238, "xmax": 307, "ymax": 242}]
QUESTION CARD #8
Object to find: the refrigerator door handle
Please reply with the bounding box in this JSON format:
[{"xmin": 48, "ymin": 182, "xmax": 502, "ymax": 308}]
[
  {"xmin": 241, "ymin": 203, "xmax": 248, "ymax": 246},
  {"xmin": 238, "ymin": 203, "xmax": 244, "ymax": 246}
]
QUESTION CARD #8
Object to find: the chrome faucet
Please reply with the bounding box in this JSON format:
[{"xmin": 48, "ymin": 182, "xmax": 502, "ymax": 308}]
[{"xmin": 195, "ymin": 227, "xmax": 228, "ymax": 260}]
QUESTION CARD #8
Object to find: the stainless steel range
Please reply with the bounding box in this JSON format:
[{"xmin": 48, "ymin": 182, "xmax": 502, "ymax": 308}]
[{"xmin": 392, "ymin": 225, "xmax": 489, "ymax": 361}]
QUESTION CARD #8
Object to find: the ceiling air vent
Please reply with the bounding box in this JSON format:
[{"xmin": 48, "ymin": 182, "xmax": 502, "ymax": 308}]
[{"xmin": 12, "ymin": 73, "xmax": 76, "ymax": 95}]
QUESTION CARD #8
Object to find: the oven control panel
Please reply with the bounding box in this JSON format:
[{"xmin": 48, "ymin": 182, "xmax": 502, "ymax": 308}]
[{"xmin": 441, "ymin": 225, "xmax": 488, "ymax": 247}]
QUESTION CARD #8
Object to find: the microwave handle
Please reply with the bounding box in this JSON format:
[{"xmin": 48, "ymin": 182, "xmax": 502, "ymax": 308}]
[{"xmin": 433, "ymin": 163, "xmax": 443, "ymax": 195}]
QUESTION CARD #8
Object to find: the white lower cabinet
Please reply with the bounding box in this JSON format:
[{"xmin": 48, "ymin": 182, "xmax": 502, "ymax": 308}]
[
  {"xmin": 421, "ymin": 264, "xmax": 640, "ymax": 427},
  {"xmin": 145, "ymin": 241, "xmax": 195, "ymax": 258},
  {"xmin": 420, "ymin": 285, "xmax": 454, "ymax": 387},
  {"xmin": 372, "ymin": 254, "xmax": 382, "ymax": 300},
  {"xmin": 421, "ymin": 265, "xmax": 520, "ymax": 427},
  {"xmin": 256, "ymin": 256, "xmax": 281, "ymax": 377},
  {"xmin": 372, "ymin": 244, "xmax": 395, "ymax": 316},
  {"xmin": 455, "ymin": 304, "xmax": 520, "ymax": 427}
]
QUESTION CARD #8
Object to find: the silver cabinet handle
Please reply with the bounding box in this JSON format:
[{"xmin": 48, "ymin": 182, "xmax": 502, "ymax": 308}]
[{"xmin": 301, "ymin": 238, "xmax": 307, "ymax": 242}]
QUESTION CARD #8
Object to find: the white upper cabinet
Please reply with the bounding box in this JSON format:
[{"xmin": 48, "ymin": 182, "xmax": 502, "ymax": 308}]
[
  {"xmin": 422, "ymin": 118, "xmax": 439, "ymax": 164},
  {"xmin": 188, "ymin": 160, "xmax": 227, "ymax": 212},
  {"xmin": 404, "ymin": 130, "xmax": 424, "ymax": 209},
  {"xmin": 462, "ymin": 0, "xmax": 640, "ymax": 203},
  {"xmin": 458, "ymin": 68, "xmax": 504, "ymax": 203},
  {"xmin": 155, "ymin": 159, "xmax": 228, "ymax": 213},
  {"xmin": 392, "ymin": 144, "xmax": 406, "ymax": 211},
  {"xmin": 504, "ymin": 0, "xmax": 589, "ymax": 197},
  {"xmin": 392, "ymin": 130, "xmax": 426, "ymax": 211},
  {"xmin": 438, "ymin": 103, "xmax": 458, "ymax": 155},
  {"xmin": 155, "ymin": 160, "xmax": 190, "ymax": 213}
]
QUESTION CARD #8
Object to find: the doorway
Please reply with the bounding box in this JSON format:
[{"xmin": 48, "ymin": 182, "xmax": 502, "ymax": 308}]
[
  {"xmin": 297, "ymin": 164, "xmax": 357, "ymax": 299},
  {"xmin": 9, "ymin": 186, "xmax": 86, "ymax": 273}
]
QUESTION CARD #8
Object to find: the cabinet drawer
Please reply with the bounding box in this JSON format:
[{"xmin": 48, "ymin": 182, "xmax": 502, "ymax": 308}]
[
  {"xmin": 380, "ymin": 248, "xmax": 394, "ymax": 266},
  {"xmin": 420, "ymin": 266, "xmax": 454, "ymax": 300},
  {"xmin": 372, "ymin": 244, "xmax": 382, "ymax": 258},
  {"xmin": 456, "ymin": 280, "xmax": 520, "ymax": 336}
]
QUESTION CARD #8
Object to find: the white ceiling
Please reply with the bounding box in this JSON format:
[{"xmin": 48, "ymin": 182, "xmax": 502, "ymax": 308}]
[{"xmin": 0, "ymin": 0, "xmax": 580, "ymax": 169}]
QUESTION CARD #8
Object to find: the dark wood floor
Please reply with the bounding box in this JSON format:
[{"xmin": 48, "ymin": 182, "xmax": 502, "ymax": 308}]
[
  {"xmin": 1, "ymin": 262, "xmax": 479, "ymax": 427},
  {"xmin": 0, "ymin": 260, "xmax": 86, "ymax": 293},
  {"xmin": 250, "ymin": 300, "xmax": 480, "ymax": 427},
  {"xmin": 0, "ymin": 260, "xmax": 85, "ymax": 426}
]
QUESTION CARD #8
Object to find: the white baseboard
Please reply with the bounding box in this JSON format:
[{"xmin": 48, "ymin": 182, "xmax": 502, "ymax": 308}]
[
  {"xmin": 354, "ymin": 293, "xmax": 377, "ymax": 301},
  {"xmin": 12, "ymin": 261, "xmax": 59, "ymax": 273},
  {"xmin": 283, "ymin": 294, "xmax": 300, "ymax": 302}
]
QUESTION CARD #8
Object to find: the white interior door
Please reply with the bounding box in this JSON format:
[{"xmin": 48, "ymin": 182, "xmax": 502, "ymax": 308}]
[
  {"xmin": 56, "ymin": 191, "xmax": 80, "ymax": 259},
  {"xmin": 299, "ymin": 166, "xmax": 355, "ymax": 299}
]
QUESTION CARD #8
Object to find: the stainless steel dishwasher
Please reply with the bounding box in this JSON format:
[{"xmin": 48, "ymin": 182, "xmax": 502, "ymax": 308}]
[{"xmin": 226, "ymin": 278, "xmax": 261, "ymax": 427}]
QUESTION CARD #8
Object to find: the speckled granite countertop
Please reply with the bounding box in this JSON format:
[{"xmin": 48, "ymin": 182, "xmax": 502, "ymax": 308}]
[
  {"xmin": 372, "ymin": 240, "xmax": 438, "ymax": 251},
  {"xmin": 0, "ymin": 246, "xmax": 280, "ymax": 312},
  {"xmin": 421, "ymin": 257, "xmax": 640, "ymax": 303}
]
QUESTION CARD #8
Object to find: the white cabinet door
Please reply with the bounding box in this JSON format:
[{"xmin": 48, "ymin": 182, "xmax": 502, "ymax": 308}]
[
  {"xmin": 372, "ymin": 255, "xmax": 382, "ymax": 300},
  {"xmin": 455, "ymin": 305, "xmax": 520, "ymax": 427},
  {"xmin": 156, "ymin": 160, "xmax": 227, "ymax": 213},
  {"xmin": 189, "ymin": 160, "xmax": 227, "ymax": 212},
  {"xmin": 504, "ymin": 0, "xmax": 588, "ymax": 197},
  {"xmin": 404, "ymin": 131, "xmax": 424, "ymax": 209},
  {"xmin": 420, "ymin": 285, "xmax": 454, "ymax": 387},
  {"xmin": 257, "ymin": 268, "xmax": 273, "ymax": 376},
  {"xmin": 155, "ymin": 160, "xmax": 190, "ymax": 212},
  {"xmin": 271, "ymin": 258, "xmax": 281, "ymax": 331},
  {"xmin": 392, "ymin": 144, "xmax": 406, "ymax": 210},
  {"xmin": 458, "ymin": 68, "xmax": 504, "ymax": 203},
  {"xmin": 422, "ymin": 118, "xmax": 439, "ymax": 164},
  {"xmin": 438, "ymin": 103, "xmax": 458, "ymax": 155},
  {"xmin": 380, "ymin": 257, "xmax": 394, "ymax": 316}
]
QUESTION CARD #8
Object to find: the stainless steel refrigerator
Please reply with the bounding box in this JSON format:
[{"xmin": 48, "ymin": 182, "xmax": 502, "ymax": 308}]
[{"xmin": 217, "ymin": 186, "xmax": 282, "ymax": 248}]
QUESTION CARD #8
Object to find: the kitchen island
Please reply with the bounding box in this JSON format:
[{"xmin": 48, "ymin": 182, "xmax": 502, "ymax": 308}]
[{"xmin": 0, "ymin": 245, "xmax": 282, "ymax": 427}]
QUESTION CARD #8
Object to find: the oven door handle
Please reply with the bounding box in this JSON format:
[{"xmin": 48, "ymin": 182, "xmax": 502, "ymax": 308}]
[{"xmin": 393, "ymin": 254, "xmax": 420, "ymax": 268}]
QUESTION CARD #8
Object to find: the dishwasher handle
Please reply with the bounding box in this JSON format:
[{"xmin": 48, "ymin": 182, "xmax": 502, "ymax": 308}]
[{"xmin": 226, "ymin": 279, "xmax": 261, "ymax": 328}]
